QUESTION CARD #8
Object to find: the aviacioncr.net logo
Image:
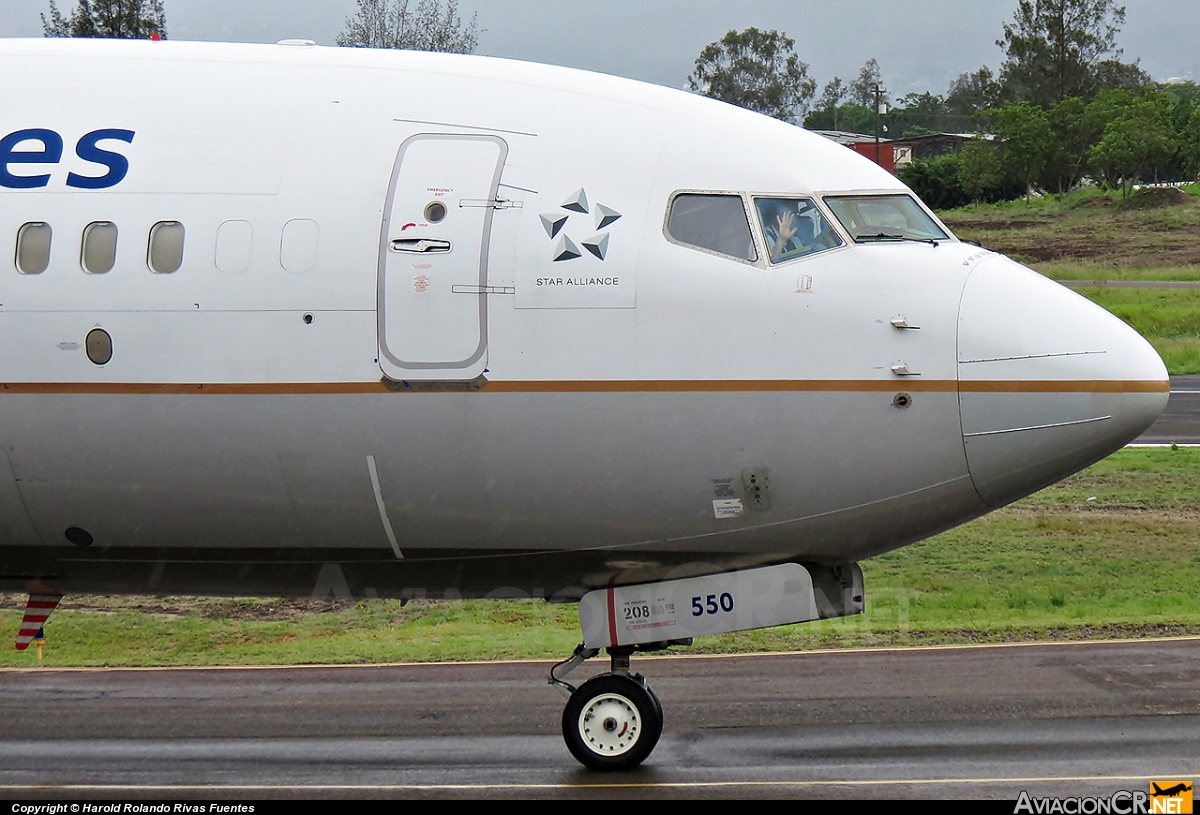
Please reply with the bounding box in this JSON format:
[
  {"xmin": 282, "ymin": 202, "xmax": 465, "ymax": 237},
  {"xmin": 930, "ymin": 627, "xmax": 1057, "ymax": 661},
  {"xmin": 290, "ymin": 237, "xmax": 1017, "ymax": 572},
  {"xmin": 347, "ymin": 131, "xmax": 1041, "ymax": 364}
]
[{"xmin": 1014, "ymin": 790, "xmax": 1149, "ymax": 814}]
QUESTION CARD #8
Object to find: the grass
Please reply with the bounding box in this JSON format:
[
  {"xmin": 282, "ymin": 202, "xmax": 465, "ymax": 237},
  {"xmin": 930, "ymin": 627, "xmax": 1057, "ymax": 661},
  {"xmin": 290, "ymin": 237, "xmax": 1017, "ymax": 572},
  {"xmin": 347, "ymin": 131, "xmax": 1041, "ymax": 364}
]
[
  {"xmin": 941, "ymin": 187, "xmax": 1200, "ymax": 269},
  {"xmin": 3, "ymin": 448, "xmax": 1198, "ymax": 668},
  {"xmin": 938, "ymin": 186, "xmax": 1200, "ymax": 374},
  {"xmin": 0, "ymin": 599, "xmax": 583, "ymax": 667},
  {"xmin": 1071, "ymin": 286, "xmax": 1200, "ymax": 374},
  {"xmin": 704, "ymin": 448, "xmax": 1200, "ymax": 651},
  {"xmin": 1036, "ymin": 263, "xmax": 1200, "ymax": 281}
]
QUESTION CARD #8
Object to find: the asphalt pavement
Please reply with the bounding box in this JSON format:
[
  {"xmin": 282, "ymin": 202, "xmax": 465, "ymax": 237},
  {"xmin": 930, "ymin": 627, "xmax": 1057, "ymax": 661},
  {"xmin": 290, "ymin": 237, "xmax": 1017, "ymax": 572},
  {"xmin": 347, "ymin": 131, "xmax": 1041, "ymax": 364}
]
[
  {"xmin": 1, "ymin": 638, "xmax": 1197, "ymax": 799},
  {"xmin": 1136, "ymin": 375, "xmax": 1200, "ymax": 444}
]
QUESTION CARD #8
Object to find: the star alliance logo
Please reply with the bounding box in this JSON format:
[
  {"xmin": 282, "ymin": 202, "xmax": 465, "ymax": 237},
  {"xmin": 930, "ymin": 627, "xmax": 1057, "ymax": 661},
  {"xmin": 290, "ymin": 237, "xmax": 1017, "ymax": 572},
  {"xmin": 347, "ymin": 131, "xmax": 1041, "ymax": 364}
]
[{"xmin": 540, "ymin": 188, "xmax": 621, "ymax": 262}]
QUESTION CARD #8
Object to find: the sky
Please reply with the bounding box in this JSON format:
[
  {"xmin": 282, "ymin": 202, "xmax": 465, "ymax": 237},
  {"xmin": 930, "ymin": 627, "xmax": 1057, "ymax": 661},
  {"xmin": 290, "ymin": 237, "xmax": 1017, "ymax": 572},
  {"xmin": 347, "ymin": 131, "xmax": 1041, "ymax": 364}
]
[{"xmin": 2, "ymin": 0, "xmax": 1198, "ymax": 100}]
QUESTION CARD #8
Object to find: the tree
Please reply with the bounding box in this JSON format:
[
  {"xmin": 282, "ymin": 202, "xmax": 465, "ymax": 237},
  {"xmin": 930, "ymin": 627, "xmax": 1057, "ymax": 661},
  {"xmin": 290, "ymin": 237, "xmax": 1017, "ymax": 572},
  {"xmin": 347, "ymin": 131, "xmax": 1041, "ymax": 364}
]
[
  {"xmin": 849, "ymin": 58, "xmax": 886, "ymax": 108},
  {"xmin": 989, "ymin": 102, "xmax": 1056, "ymax": 201},
  {"xmin": 1040, "ymin": 96, "xmax": 1093, "ymax": 193},
  {"xmin": 1090, "ymin": 93, "xmax": 1178, "ymax": 196},
  {"xmin": 946, "ymin": 67, "xmax": 1003, "ymax": 118},
  {"xmin": 1181, "ymin": 107, "xmax": 1200, "ymax": 181},
  {"xmin": 898, "ymin": 154, "xmax": 972, "ymax": 210},
  {"xmin": 1091, "ymin": 57, "xmax": 1150, "ymax": 92},
  {"xmin": 42, "ymin": 0, "xmax": 165, "ymax": 38},
  {"xmin": 817, "ymin": 77, "xmax": 848, "ymax": 129},
  {"xmin": 337, "ymin": 0, "xmax": 479, "ymax": 53},
  {"xmin": 687, "ymin": 28, "xmax": 817, "ymax": 124},
  {"xmin": 889, "ymin": 92, "xmax": 952, "ymax": 138},
  {"xmin": 957, "ymin": 138, "xmax": 1005, "ymax": 207},
  {"xmin": 997, "ymin": 0, "xmax": 1129, "ymax": 106},
  {"xmin": 803, "ymin": 104, "xmax": 873, "ymax": 135}
]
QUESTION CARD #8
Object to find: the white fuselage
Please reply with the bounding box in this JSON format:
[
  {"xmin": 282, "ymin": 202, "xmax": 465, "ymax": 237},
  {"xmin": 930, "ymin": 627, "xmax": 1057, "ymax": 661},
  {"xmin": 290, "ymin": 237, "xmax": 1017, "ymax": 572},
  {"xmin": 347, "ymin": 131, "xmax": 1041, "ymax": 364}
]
[{"xmin": 0, "ymin": 40, "xmax": 1168, "ymax": 600}]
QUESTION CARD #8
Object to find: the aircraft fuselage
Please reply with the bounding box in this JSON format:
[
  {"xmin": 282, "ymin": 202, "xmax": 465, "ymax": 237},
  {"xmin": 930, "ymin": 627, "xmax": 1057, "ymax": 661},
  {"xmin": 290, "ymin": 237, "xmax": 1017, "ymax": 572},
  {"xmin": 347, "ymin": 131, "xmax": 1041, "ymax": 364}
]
[{"xmin": 0, "ymin": 40, "xmax": 1168, "ymax": 602}]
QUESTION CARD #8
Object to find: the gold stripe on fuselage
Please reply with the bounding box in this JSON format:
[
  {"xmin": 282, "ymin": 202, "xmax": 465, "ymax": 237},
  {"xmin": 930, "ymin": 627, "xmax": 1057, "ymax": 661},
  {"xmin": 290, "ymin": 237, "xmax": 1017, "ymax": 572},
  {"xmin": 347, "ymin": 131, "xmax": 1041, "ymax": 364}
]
[{"xmin": 0, "ymin": 380, "xmax": 1171, "ymax": 395}]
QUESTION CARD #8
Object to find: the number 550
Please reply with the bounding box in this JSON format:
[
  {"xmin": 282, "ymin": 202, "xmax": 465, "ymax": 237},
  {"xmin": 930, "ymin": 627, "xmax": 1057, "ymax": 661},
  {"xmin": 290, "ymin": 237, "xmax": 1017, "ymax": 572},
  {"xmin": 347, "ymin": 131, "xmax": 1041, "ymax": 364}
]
[{"xmin": 691, "ymin": 593, "xmax": 734, "ymax": 616}]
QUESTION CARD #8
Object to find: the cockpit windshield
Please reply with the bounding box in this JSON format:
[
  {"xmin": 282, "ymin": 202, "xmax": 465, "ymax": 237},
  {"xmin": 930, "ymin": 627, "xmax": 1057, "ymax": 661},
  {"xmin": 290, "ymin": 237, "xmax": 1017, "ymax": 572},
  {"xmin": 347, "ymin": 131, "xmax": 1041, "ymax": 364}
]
[
  {"xmin": 754, "ymin": 197, "xmax": 843, "ymax": 264},
  {"xmin": 665, "ymin": 193, "xmax": 757, "ymax": 261},
  {"xmin": 823, "ymin": 195, "xmax": 949, "ymax": 243}
]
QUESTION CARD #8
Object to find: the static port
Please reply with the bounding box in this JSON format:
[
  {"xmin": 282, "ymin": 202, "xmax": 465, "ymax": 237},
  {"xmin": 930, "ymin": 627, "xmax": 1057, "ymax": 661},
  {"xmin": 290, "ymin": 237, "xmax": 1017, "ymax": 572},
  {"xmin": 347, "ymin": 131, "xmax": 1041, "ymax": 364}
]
[
  {"xmin": 893, "ymin": 392, "xmax": 912, "ymax": 409},
  {"xmin": 303, "ymin": 313, "xmax": 314, "ymax": 324}
]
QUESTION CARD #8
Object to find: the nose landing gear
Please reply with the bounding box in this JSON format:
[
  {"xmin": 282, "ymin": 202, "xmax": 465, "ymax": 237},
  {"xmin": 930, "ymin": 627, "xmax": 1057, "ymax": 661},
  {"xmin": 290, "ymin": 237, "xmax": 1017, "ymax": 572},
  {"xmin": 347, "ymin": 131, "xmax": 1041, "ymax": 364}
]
[
  {"xmin": 550, "ymin": 642, "xmax": 679, "ymax": 771},
  {"xmin": 563, "ymin": 673, "xmax": 660, "ymax": 770}
]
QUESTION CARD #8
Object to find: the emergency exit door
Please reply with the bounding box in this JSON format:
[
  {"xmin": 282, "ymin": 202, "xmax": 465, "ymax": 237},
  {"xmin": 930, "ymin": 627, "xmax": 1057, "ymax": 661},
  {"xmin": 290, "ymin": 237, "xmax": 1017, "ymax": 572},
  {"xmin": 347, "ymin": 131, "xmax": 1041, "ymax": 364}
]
[{"xmin": 378, "ymin": 134, "xmax": 507, "ymax": 381}]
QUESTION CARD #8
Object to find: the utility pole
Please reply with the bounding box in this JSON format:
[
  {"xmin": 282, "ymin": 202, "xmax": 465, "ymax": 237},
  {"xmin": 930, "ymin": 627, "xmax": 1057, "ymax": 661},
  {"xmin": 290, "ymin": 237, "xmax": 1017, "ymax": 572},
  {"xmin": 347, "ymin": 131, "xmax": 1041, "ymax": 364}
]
[{"xmin": 874, "ymin": 84, "xmax": 883, "ymax": 165}]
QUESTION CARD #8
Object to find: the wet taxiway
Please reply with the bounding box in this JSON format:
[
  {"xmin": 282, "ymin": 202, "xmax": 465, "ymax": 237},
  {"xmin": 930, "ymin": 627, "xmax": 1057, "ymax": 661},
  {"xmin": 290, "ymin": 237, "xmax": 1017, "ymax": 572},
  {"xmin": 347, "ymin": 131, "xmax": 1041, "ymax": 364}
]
[
  {"xmin": 1, "ymin": 638, "xmax": 1197, "ymax": 799},
  {"xmin": 1136, "ymin": 376, "xmax": 1200, "ymax": 444}
]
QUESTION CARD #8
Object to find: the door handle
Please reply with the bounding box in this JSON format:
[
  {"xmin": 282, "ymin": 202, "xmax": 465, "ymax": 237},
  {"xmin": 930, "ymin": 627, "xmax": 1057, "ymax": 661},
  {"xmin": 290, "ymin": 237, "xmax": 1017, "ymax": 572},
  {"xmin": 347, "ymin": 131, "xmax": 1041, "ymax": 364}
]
[
  {"xmin": 390, "ymin": 238, "xmax": 452, "ymax": 253},
  {"xmin": 460, "ymin": 198, "xmax": 523, "ymax": 209}
]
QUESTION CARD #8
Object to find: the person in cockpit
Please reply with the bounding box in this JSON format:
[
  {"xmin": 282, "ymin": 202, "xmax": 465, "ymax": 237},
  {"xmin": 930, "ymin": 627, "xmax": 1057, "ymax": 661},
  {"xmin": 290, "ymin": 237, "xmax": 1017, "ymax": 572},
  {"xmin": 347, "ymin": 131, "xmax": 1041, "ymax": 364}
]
[{"xmin": 759, "ymin": 198, "xmax": 841, "ymax": 264}]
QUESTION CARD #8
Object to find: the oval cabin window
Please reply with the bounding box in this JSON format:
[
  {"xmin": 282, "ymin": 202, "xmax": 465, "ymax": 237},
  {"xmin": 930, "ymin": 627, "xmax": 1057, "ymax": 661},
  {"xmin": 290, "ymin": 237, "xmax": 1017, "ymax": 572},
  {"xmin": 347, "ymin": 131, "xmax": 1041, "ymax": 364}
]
[
  {"xmin": 215, "ymin": 220, "xmax": 253, "ymax": 273},
  {"xmin": 15, "ymin": 222, "xmax": 52, "ymax": 274},
  {"xmin": 81, "ymin": 222, "xmax": 118, "ymax": 274},
  {"xmin": 147, "ymin": 221, "xmax": 185, "ymax": 274},
  {"xmin": 86, "ymin": 328, "xmax": 112, "ymax": 365},
  {"xmin": 280, "ymin": 218, "xmax": 319, "ymax": 273}
]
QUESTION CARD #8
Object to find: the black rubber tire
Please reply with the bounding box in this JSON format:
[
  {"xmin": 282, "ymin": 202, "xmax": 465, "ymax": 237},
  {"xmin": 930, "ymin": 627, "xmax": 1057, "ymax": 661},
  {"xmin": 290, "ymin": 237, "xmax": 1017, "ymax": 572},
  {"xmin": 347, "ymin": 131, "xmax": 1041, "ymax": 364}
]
[
  {"xmin": 562, "ymin": 674, "xmax": 663, "ymax": 771},
  {"xmin": 644, "ymin": 680, "xmax": 665, "ymax": 741}
]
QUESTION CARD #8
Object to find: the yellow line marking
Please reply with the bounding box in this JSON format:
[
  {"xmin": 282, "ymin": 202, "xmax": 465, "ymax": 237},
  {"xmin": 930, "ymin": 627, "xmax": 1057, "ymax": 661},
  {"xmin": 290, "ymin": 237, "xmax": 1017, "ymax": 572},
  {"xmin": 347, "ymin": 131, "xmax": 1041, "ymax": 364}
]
[
  {"xmin": 1, "ymin": 382, "xmax": 391, "ymax": 395},
  {"xmin": 0, "ymin": 774, "xmax": 1196, "ymax": 791},
  {"xmin": 1, "ymin": 634, "xmax": 1196, "ymax": 673},
  {"xmin": 0, "ymin": 379, "xmax": 1170, "ymax": 395},
  {"xmin": 482, "ymin": 380, "xmax": 962, "ymax": 393}
]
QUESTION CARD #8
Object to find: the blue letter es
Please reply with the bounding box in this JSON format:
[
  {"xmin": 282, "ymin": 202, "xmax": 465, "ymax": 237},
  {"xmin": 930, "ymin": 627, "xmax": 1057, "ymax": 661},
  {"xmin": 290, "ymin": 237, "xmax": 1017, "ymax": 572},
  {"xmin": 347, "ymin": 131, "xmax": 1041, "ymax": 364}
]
[{"xmin": 67, "ymin": 129, "xmax": 135, "ymax": 189}]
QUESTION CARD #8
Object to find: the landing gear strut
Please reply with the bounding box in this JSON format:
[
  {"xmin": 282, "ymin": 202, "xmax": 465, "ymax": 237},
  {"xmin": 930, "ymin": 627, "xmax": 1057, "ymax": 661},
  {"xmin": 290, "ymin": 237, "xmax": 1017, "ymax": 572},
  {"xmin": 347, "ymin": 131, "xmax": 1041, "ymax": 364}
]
[{"xmin": 550, "ymin": 642, "xmax": 680, "ymax": 771}]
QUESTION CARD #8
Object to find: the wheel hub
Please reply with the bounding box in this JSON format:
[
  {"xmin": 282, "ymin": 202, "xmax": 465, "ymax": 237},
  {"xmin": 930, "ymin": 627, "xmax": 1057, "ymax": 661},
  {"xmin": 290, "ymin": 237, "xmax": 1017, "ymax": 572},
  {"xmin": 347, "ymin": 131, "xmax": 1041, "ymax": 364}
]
[{"xmin": 579, "ymin": 693, "xmax": 640, "ymax": 755}]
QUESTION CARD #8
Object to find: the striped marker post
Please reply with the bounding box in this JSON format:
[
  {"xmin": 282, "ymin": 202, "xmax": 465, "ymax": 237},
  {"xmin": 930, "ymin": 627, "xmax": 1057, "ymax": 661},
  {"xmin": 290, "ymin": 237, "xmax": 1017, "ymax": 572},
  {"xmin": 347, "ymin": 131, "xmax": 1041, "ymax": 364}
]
[{"xmin": 15, "ymin": 595, "xmax": 63, "ymax": 651}]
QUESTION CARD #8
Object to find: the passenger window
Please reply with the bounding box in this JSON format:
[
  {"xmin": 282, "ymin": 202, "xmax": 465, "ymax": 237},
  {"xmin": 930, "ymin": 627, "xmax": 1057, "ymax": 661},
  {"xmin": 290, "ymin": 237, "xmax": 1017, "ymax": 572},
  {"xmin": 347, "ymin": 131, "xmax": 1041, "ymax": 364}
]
[
  {"xmin": 147, "ymin": 221, "xmax": 185, "ymax": 274},
  {"xmin": 666, "ymin": 194, "xmax": 757, "ymax": 261},
  {"xmin": 754, "ymin": 198, "xmax": 844, "ymax": 264},
  {"xmin": 215, "ymin": 220, "xmax": 253, "ymax": 273},
  {"xmin": 15, "ymin": 222, "xmax": 52, "ymax": 274},
  {"xmin": 280, "ymin": 218, "xmax": 319, "ymax": 273},
  {"xmin": 81, "ymin": 222, "xmax": 118, "ymax": 274}
]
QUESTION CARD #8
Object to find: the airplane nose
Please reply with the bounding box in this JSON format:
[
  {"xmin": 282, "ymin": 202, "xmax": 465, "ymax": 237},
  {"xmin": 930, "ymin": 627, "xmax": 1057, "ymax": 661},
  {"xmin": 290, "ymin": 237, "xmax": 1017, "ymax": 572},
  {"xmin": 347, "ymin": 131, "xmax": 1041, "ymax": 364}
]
[{"xmin": 957, "ymin": 255, "xmax": 1169, "ymax": 508}]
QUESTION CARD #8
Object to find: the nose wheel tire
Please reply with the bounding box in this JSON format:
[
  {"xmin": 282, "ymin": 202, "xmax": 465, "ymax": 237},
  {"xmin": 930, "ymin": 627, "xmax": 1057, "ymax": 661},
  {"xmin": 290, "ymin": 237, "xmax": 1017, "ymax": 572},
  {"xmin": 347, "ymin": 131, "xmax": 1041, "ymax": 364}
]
[{"xmin": 562, "ymin": 674, "xmax": 662, "ymax": 771}]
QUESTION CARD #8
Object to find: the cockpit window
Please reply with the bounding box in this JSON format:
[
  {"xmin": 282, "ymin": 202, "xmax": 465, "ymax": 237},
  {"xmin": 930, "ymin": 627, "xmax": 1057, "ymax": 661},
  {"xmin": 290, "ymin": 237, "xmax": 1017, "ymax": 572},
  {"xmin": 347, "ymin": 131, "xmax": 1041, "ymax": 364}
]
[
  {"xmin": 754, "ymin": 198, "xmax": 843, "ymax": 264},
  {"xmin": 823, "ymin": 195, "xmax": 949, "ymax": 243},
  {"xmin": 665, "ymin": 193, "xmax": 757, "ymax": 261}
]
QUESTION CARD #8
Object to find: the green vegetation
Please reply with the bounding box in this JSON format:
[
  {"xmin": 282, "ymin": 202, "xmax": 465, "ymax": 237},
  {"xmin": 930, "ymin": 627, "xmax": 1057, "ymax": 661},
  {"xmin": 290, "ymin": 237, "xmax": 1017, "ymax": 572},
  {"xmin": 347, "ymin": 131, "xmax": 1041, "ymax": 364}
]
[
  {"xmin": 690, "ymin": 448, "xmax": 1200, "ymax": 651},
  {"xmin": 3, "ymin": 448, "xmax": 1197, "ymax": 668},
  {"xmin": 699, "ymin": 1, "xmax": 1200, "ymax": 206},
  {"xmin": 940, "ymin": 186, "xmax": 1200, "ymax": 268},
  {"xmin": 1035, "ymin": 264, "xmax": 1200, "ymax": 282},
  {"xmin": 0, "ymin": 596, "xmax": 582, "ymax": 667},
  {"xmin": 1074, "ymin": 287, "xmax": 1200, "ymax": 373},
  {"xmin": 43, "ymin": 0, "xmax": 166, "ymax": 39},
  {"xmin": 687, "ymin": 28, "xmax": 817, "ymax": 124},
  {"xmin": 938, "ymin": 186, "xmax": 1200, "ymax": 374}
]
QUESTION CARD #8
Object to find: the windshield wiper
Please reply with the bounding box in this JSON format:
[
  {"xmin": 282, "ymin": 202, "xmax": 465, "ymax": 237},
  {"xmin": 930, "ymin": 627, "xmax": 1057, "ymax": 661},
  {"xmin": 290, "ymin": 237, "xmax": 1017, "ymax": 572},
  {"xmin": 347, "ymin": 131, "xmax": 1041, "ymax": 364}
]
[{"xmin": 856, "ymin": 232, "xmax": 940, "ymax": 246}]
